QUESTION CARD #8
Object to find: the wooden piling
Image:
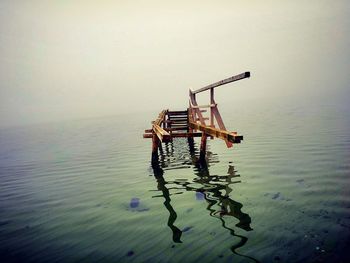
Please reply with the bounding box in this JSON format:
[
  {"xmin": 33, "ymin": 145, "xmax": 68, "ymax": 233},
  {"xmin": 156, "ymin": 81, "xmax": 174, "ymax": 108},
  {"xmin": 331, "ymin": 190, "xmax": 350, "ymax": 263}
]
[
  {"xmin": 152, "ymin": 134, "xmax": 160, "ymax": 164},
  {"xmin": 200, "ymin": 133, "xmax": 207, "ymax": 160}
]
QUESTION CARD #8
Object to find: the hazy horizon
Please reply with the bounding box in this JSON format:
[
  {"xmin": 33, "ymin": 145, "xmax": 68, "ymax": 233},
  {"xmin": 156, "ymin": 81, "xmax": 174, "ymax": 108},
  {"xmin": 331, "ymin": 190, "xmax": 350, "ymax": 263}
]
[{"xmin": 1, "ymin": 0, "xmax": 349, "ymax": 127}]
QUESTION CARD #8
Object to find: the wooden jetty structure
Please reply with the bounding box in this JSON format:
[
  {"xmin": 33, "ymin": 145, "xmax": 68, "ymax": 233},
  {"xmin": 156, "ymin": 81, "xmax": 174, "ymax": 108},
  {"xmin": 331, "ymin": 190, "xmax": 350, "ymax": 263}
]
[{"xmin": 143, "ymin": 71, "xmax": 250, "ymax": 163}]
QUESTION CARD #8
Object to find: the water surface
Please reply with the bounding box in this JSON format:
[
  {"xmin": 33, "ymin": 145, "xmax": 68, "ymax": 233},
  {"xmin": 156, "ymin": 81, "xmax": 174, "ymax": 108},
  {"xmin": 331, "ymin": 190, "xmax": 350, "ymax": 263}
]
[{"xmin": 0, "ymin": 103, "xmax": 349, "ymax": 262}]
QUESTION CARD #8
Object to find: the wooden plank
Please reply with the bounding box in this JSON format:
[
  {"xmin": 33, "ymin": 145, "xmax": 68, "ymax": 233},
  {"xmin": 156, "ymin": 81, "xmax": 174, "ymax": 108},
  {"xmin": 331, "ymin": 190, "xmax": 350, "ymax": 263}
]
[
  {"xmin": 165, "ymin": 127, "xmax": 189, "ymax": 131},
  {"xmin": 170, "ymin": 132, "xmax": 203, "ymax": 138},
  {"xmin": 167, "ymin": 116, "xmax": 187, "ymax": 119},
  {"xmin": 169, "ymin": 118, "xmax": 188, "ymax": 121},
  {"xmin": 164, "ymin": 120, "xmax": 188, "ymax": 124},
  {"xmin": 190, "ymin": 104, "xmax": 217, "ymax": 109},
  {"xmin": 167, "ymin": 112, "xmax": 187, "ymax": 115},
  {"xmin": 167, "ymin": 111, "xmax": 188, "ymax": 116},
  {"xmin": 143, "ymin": 133, "xmax": 153, "ymax": 138},
  {"xmin": 143, "ymin": 132, "xmax": 203, "ymax": 138},
  {"xmin": 154, "ymin": 110, "xmax": 167, "ymax": 126},
  {"xmin": 170, "ymin": 125, "xmax": 188, "ymax": 128},
  {"xmin": 189, "ymin": 121, "xmax": 242, "ymax": 144},
  {"xmin": 191, "ymin": 72, "xmax": 250, "ymax": 94},
  {"xmin": 152, "ymin": 124, "xmax": 171, "ymax": 142}
]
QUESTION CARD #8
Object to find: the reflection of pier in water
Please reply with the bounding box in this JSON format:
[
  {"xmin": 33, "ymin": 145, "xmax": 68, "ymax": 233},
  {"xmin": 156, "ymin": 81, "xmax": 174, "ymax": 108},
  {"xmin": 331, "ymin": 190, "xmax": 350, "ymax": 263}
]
[{"xmin": 151, "ymin": 139, "xmax": 259, "ymax": 262}]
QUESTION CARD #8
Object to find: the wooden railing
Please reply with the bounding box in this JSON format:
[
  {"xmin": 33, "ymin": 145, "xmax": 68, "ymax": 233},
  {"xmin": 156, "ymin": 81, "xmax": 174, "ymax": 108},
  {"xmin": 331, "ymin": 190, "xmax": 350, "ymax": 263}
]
[{"xmin": 188, "ymin": 72, "xmax": 250, "ymax": 148}]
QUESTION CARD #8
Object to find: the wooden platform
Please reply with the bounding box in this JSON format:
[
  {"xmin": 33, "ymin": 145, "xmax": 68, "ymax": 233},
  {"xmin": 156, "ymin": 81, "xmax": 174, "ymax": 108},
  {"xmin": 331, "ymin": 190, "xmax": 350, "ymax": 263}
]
[
  {"xmin": 143, "ymin": 71, "xmax": 250, "ymax": 163},
  {"xmin": 143, "ymin": 109, "xmax": 243, "ymax": 144}
]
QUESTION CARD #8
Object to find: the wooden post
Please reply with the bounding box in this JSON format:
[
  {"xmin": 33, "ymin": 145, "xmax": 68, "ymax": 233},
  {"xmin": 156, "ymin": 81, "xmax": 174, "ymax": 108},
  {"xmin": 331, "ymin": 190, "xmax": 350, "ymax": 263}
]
[
  {"xmin": 200, "ymin": 133, "xmax": 207, "ymax": 160},
  {"xmin": 188, "ymin": 135, "xmax": 195, "ymax": 154},
  {"xmin": 187, "ymin": 108, "xmax": 194, "ymax": 145},
  {"xmin": 152, "ymin": 134, "xmax": 160, "ymax": 164},
  {"xmin": 210, "ymin": 88, "xmax": 214, "ymax": 127}
]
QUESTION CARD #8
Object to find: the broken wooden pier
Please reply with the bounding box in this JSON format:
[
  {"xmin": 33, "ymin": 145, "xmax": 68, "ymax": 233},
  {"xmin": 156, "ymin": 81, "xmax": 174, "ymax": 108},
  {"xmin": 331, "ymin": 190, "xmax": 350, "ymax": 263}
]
[{"xmin": 143, "ymin": 71, "xmax": 250, "ymax": 163}]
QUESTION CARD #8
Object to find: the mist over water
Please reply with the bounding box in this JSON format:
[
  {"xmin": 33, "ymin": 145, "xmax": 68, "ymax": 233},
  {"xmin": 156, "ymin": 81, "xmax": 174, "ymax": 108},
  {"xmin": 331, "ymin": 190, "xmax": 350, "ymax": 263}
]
[
  {"xmin": 0, "ymin": 0, "xmax": 349, "ymax": 127},
  {"xmin": 0, "ymin": 1, "xmax": 349, "ymax": 262}
]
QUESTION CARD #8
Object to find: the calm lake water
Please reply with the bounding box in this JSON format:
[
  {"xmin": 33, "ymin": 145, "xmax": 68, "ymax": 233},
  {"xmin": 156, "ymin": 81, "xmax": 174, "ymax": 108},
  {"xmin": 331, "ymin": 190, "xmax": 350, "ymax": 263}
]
[{"xmin": 0, "ymin": 102, "xmax": 349, "ymax": 262}]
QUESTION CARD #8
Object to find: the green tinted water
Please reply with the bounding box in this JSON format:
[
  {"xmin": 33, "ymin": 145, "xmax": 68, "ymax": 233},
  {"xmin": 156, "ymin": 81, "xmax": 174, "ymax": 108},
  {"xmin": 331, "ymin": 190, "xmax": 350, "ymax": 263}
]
[{"xmin": 0, "ymin": 103, "xmax": 349, "ymax": 262}]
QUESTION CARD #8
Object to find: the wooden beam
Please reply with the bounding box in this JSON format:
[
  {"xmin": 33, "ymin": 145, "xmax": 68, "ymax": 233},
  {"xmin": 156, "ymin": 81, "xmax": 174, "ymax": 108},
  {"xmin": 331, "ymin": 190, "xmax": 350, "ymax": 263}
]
[
  {"xmin": 210, "ymin": 88, "xmax": 214, "ymax": 127},
  {"xmin": 190, "ymin": 104, "xmax": 217, "ymax": 109},
  {"xmin": 143, "ymin": 133, "xmax": 153, "ymax": 138},
  {"xmin": 189, "ymin": 121, "xmax": 243, "ymax": 144},
  {"xmin": 196, "ymin": 117, "xmax": 209, "ymax": 121},
  {"xmin": 191, "ymin": 72, "xmax": 250, "ymax": 94},
  {"xmin": 152, "ymin": 124, "xmax": 171, "ymax": 142},
  {"xmin": 170, "ymin": 132, "xmax": 203, "ymax": 138},
  {"xmin": 200, "ymin": 133, "xmax": 207, "ymax": 160},
  {"xmin": 143, "ymin": 132, "xmax": 203, "ymax": 138},
  {"xmin": 166, "ymin": 110, "xmax": 188, "ymax": 116},
  {"xmin": 189, "ymin": 93, "xmax": 206, "ymax": 125},
  {"xmin": 152, "ymin": 134, "xmax": 160, "ymax": 164},
  {"xmin": 154, "ymin": 110, "xmax": 167, "ymax": 126},
  {"xmin": 164, "ymin": 127, "xmax": 189, "ymax": 131},
  {"xmin": 211, "ymin": 105, "xmax": 232, "ymax": 148}
]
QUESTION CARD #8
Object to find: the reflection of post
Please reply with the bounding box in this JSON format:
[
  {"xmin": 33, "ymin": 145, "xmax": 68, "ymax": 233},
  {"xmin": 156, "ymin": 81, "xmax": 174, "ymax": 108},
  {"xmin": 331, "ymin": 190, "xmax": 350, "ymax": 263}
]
[
  {"xmin": 150, "ymin": 140, "xmax": 258, "ymax": 262},
  {"xmin": 151, "ymin": 161, "xmax": 183, "ymax": 243}
]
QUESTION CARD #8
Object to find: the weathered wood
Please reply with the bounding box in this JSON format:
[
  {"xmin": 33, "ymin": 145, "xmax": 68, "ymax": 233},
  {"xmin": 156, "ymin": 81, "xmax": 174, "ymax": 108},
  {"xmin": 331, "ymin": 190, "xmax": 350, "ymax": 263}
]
[
  {"xmin": 191, "ymin": 72, "xmax": 250, "ymax": 94},
  {"xmin": 190, "ymin": 104, "xmax": 217, "ymax": 109},
  {"xmin": 145, "ymin": 70, "xmax": 249, "ymax": 161},
  {"xmin": 170, "ymin": 122, "xmax": 188, "ymax": 125},
  {"xmin": 169, "ymin": 118, "xmax": 188, "ymax": 122},
  {"xmin": 170, "ymin": 132, "xmax": 203, "ymax": 138},
  {"xmin": 153, "ymin": 124, "xmax": 171, "ymax": 142},
  {"xmin": 211, "ymin": 105, "xmax": 232, "ymax": 148},
  {"xmin": 143, "ymin": 131, "xmax": 203, "ymax": 138},
  {"xmin": 166, "ymin": 111, "xmax": 188, "ymax": 116},
  {"xmin": 200, "ymin": 133, "xmax": 207, "ymax": 160},
  {"xmin": 165, "ymin": 127, "xmax": 189, "ymax": 131},
  {"xmin": 210, "ymin": 88, "xmax": 214, "ymax": 127},
  {"xmin": 154, "ymin": 110, "xmax": 167, "ymax": 126},
  {"xmin": 143, "ymin": 133, "xmax": 153, "ymax": 138},
  {"xmin": 189, "ymin": 121, "xmax": 242, "ymax": 144},
  {"xmin": 196, "ymin": 117, "xmax": 209, "ymax": 121},
  {"xmin": 152, "ymin": 134, "xmax": 160, "ymax": 164},
  {"xmin": 169, "ymin": 126, "xmax": 188, "ymax": 128},
  {"xmin": 189, "ymin": 93, "xmax": 206, "ymax": 125}
]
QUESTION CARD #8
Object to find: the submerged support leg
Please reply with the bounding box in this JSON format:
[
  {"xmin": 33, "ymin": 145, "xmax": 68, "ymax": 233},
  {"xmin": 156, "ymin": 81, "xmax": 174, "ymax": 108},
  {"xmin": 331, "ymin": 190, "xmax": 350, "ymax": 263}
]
[
  {"xmin": 152, "ymin": 134, "xmax": 160, "ymax": 165},
  {"xmin": 187, "ymin": 135, "xmax": 195, "ymax": 154},
  {"xmin": 187, "ymin": 126, "xmax": 194, "ymax": 146},
  {"xmin": 200, "ymin": 133, "xmax": 207, "ymax": 160}
]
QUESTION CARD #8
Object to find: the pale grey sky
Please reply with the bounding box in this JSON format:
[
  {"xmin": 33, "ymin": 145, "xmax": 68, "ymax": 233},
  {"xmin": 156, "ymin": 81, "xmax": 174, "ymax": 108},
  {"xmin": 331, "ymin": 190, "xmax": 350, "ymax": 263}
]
[{"xmin": 1, "ymin": 0, "xmax": 349, "ymax": 127}]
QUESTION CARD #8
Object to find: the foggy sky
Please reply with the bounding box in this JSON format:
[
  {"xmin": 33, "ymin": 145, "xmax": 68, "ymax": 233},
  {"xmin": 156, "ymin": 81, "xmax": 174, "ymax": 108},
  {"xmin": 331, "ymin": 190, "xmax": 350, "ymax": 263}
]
[{"xmin": 1, "ymin": 0, "xmax": 349, "ymax": 127}]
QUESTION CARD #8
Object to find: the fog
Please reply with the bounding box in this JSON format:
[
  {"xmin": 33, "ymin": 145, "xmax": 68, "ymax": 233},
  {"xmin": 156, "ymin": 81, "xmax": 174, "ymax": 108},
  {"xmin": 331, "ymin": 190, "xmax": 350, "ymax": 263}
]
[{"xmin": 0, "ymin": 0, "xmax": 349, "ymax": 127}]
